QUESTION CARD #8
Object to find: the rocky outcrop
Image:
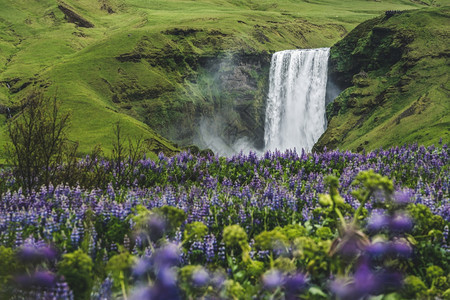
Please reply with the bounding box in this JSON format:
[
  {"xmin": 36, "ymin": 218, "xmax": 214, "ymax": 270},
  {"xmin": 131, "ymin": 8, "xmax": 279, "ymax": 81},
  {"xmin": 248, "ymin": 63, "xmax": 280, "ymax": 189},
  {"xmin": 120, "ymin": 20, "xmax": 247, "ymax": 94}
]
[
  {"xmin": 194, "ymin": 52, "xmax": 271, "ymax": 149},
  {"xmin": 58, "ymin": 2, "xmax": 94, "ymax": 28}
]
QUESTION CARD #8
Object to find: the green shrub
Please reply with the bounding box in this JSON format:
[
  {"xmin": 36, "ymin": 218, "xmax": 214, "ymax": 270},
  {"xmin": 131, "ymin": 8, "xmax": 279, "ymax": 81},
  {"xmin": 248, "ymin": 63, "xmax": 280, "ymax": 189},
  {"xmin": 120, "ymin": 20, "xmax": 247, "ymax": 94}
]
[
  {"xmin": 0, "ymin": 246, "xmax": 18, "ymax": 298},
  {"xmin": 184, "ymin": 221, "xmax": 208, "ymax": 242},
  {"xmin": 403, "ymin": 276, "xmax": 428, "ymax": 299},
  {"xmin": 254, "ymin": 229, "xmax": 288, "ymax": 252},
  {"xmin": 58, "ymin": 250, "xmax": 94, "ymax": 300}
]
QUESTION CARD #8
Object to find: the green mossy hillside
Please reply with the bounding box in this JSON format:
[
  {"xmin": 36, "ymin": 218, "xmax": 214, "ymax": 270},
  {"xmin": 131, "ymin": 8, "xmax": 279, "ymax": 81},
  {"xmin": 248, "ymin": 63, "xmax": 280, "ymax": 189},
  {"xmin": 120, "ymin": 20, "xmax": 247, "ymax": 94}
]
[
  {"xmin": 315, "ymin": 6, "xmax": 450, "ymax": 152},
  {"xmin": 0, "ymin": 0, "xmax": 446, "ymax": 157}
]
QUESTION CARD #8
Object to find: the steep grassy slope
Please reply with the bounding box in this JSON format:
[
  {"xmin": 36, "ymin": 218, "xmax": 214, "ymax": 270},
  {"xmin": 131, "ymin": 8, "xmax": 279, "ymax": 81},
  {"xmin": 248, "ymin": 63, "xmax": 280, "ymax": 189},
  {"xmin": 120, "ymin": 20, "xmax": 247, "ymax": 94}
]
[
  {"xmin": 0, "ymin": 0, "xmax": 446, "ymax": 157},
  {"xmin": 314, "ymin": 6, "xmax": 449, "ymax": 152}
]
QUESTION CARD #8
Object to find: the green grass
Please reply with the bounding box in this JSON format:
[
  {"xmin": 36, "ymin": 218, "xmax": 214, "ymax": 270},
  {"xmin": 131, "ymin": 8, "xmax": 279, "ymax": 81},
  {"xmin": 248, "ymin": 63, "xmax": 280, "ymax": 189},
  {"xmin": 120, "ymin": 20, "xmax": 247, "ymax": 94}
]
[
  {"xmin": 0, "ymin": 0, "xmax": 447, "ymax": 158},
  {"xmin": 316, "ymin": 6, "xmax": 450, "ymax": 152}
]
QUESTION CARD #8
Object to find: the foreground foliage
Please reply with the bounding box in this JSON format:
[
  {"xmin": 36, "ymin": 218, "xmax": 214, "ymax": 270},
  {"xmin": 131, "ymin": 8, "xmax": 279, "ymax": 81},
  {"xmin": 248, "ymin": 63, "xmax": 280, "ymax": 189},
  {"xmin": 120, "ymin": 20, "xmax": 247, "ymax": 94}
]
[{"xmin": 0, "ymin": 143, "xmax": 448, "ymax": 299}]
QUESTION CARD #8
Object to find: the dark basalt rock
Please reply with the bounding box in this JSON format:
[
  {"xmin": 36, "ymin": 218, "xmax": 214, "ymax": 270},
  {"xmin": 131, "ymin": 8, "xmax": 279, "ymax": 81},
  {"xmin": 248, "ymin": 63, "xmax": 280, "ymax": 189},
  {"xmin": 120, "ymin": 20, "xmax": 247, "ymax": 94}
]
[
  {"xmin": 58, "ymin": 3, "xmax": 94, "ymax": 28},
  {"xmin": 162, "ymin": 28, "xmax": 202, "ymax": 36}
]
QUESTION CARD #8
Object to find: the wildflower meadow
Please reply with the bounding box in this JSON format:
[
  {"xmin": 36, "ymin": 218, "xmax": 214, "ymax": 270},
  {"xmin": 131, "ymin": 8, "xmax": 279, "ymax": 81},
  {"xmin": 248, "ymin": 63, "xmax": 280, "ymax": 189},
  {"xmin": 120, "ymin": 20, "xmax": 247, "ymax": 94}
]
[{"xmin": 0, "ymin": 143, "xmax": 448, "ymax": 299}]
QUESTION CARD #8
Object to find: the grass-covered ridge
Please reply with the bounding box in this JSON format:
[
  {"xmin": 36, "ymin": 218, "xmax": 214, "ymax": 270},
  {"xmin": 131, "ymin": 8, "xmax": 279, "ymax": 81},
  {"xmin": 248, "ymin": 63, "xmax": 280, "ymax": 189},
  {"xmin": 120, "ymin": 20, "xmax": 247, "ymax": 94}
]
[
  {"xmin": 0, "ymin": 0, "xmax": 445, "ymax": 156},
  {"xmin": 315, "ymin": 6, "xmax": 450, "ymax": 152}
]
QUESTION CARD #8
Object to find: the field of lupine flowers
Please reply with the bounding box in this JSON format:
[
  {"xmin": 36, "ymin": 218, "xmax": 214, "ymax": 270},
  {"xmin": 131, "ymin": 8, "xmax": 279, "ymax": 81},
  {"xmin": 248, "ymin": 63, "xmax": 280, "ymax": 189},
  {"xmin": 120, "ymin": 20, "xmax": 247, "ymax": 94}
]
[{"xmin": 0, "ymin": 142, "xmax": 449, "ymax": 299}]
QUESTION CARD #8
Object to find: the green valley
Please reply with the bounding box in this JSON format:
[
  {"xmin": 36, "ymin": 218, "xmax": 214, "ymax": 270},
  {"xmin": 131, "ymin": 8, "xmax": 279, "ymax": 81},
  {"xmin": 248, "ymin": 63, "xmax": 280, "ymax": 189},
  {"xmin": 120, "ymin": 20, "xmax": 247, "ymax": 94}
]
[{"xmin": 1, "ymin": 0, "xmax": 446, "ymax": 159}]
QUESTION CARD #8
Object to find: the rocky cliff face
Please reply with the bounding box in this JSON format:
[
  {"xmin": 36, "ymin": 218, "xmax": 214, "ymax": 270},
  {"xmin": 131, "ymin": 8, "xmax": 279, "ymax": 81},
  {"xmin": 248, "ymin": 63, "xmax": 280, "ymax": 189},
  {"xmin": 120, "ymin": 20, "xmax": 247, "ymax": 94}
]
[
  {"xmin": 176, "ymin": 52, "xmax": 271, "ymax": 150},
  {"xmin": 113, "ymin": 46, "xmax": 271, "ymax": 150},
  {"xmin": 314, "ymin": 7, "xmax": 450, "ymax": 152}
]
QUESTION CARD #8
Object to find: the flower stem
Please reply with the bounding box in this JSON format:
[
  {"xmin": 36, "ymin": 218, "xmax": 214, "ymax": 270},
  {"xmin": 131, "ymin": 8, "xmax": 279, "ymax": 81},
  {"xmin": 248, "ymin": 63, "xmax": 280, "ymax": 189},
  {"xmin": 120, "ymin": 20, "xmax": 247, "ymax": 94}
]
[{"xmin": 120, "ymin": 270, "xmax": 128, "ymax": 300}]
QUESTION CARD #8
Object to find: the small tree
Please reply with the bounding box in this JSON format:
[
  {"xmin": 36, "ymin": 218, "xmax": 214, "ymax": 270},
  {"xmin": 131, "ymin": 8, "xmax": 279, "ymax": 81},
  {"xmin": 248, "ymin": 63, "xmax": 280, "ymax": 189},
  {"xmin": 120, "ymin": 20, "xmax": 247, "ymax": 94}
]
[
  {"xmin": 111, "ymin": 121, "xmax": 146, "ymax": 187},
  {"xmin": 5, "ymin": 92, "xmax": 74, "ymax": 193}
]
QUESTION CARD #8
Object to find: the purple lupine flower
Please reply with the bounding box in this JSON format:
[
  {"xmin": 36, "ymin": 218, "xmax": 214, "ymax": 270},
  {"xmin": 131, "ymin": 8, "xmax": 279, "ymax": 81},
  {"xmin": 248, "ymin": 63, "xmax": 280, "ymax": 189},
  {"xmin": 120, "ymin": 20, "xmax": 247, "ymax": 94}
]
[
  {"xmin": 32, "ymin": 271, "xmax": 57, "ymax": 288},
  {"xmin": 56, "ymin": 278, "xmax": 74, "ymax": 300},
  {"xmin": 95, "ymin": 276, "xmax": 113, "ymax": 300},
  {"xmin": 14, "ymin": 226, "xmax": 23, "ymax": 248},
  {"xmin": 377, "ymin": 269, "xmax": 403, "ymax": 290},
  {"xmin": 130, "ymin": 285, "xmax": 152, "ymax": 300},
  {"xmin": 153, "ymin": 243, "xmax": 180, "ymax": 270},
  {"xmin": 394, "ymin": 190, "xmax": 412, "ymax": 206},
  {"xmin": 17, "ymin": 242, "xmax": 57, "ymax": 264},
  {"xmin": 352, "ymin": 262, "xmax": 381, "ymax": 295},
  {"xmin": 147, "ymin": 214, "xmax": 167, "ymax": 242},
  {"xmin": 284, "ymin": 273, "xmax": 308, "ymax": 299},
  {"xmin": 262, "ymin": 270, "xmax": 284, "ymax": 290},
  {"xmin": 132, "ymin": 257, "xmax": 152, "ymax": 278},
  {"xmin": 192, "ymin": 267, "xmax": 209, "ymax": 287},
  {"xmin": 366, "ymin": 241, "xmax": 389, "ymax": 258},
  {"xmin": 331, "ymin": 263, "xmax": 380, "ymax": 299},
  {"xmin": 15, "ymin": 271, "xmax": 56, "ymax": 289},
  {"xmin": 218, "ymin": 243, "xmax": 226, "ymax": 261},
  {"xmin": 39, "ymin": 243, "xmax": 57, "ymax": 260},
  {"xmin": 390, "ymin": 239, "xmax": 412, "ymax": 258},
  {"xmin": 330, "ymin": 278, "xmax": 361, "ymax": 299},
  {"xmin": 151, "ymin": 266, "xmax": 181, "ymax": 300},
  {"xmin": 205, "ymin": 234, "xmax": 217, "ymax": 263},
  {"xmin": 390, "ymin": 213, "xmax": 413, "ymax": 232},
  {"xmin": 17, "ymin": 244, "xmax": 41, "ymax": 264},
  {"xmin": 443, "ymin": 225, "xmax": 449, "ymax": 243},
  {"xmin": 124, "ymin": 234, "xmax": 131, "ymax": 251},
  {"xmin": 88, "ymin": 235, "xmax": 96, "ymax": 258},
  {"xmin": 110, "ymin": 242, "xmax": 118, "ymax": 252},
  {"xmin": 211, "ymin": 270, "xmax": 226, "ymax": 289},
  {"xmin": 71, "ymin": 226, "xmax": 80, "ymax": 246},
  {"xmin": 367, "ymin": 212, "xmax": 390, "ymax": 232}
]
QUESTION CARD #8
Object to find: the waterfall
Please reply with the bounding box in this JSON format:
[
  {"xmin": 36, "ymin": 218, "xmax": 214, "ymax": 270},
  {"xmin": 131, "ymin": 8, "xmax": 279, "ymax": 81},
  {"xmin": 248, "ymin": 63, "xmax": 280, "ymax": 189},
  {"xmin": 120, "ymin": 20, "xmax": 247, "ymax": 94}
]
[{"xmin": 264, "ymin": 48, "xmax": 330, "ymax": 152}]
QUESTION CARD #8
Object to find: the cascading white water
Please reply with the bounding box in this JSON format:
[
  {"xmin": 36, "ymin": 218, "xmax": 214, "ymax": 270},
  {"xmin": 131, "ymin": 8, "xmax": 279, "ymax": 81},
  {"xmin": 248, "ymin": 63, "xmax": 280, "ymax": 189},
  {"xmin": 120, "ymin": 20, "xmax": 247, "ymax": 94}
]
[{"xmin": 264, "ymin": 48, "xmax": 330, "ymax": 152}]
